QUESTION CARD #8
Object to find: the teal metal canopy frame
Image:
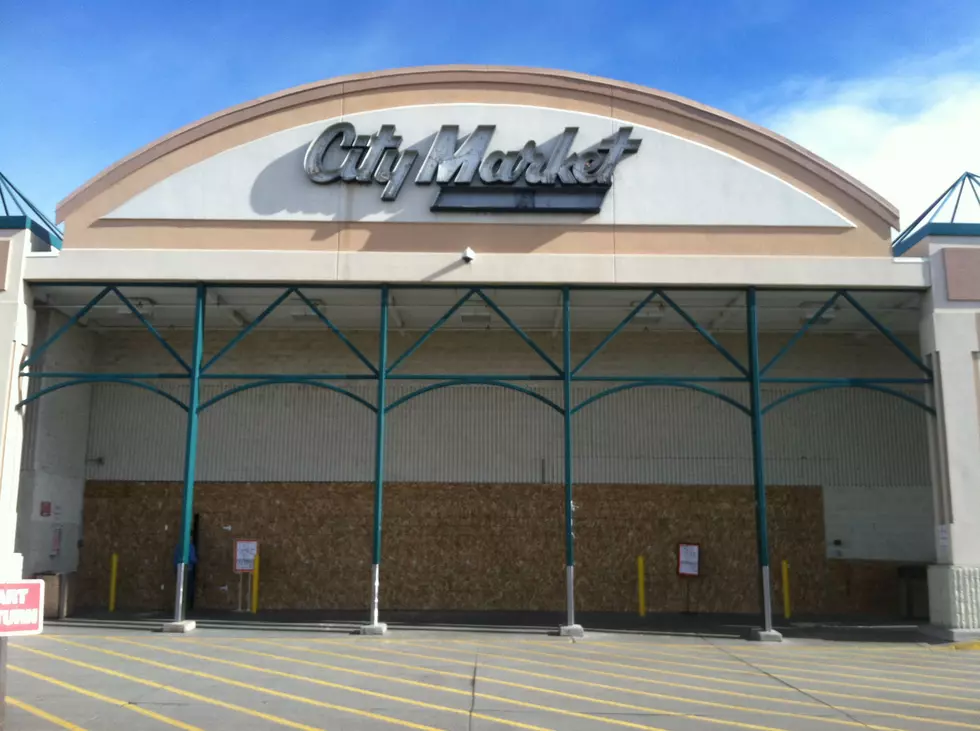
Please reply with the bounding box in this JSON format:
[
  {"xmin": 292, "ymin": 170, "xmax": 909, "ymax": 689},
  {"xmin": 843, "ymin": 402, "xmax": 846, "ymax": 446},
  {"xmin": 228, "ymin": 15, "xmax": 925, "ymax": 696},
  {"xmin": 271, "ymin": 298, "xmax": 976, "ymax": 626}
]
[
  {"xmin": 18, "ymin": 281, "xmax": 934, "ymax": 634},
  {"xmin": 0, "ymin": 171, "xmax": 64, "ymax": 248},
  {"xmin": 892, "ymin": 171, "xmax": 980, "ymax": 256}
]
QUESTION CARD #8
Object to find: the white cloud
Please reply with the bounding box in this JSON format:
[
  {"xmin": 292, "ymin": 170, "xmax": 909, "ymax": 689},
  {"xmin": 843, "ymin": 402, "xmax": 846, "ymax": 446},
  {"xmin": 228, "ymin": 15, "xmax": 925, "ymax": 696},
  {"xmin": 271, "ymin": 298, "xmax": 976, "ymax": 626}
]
[{"xmin": 761, "ymin": 54, "xmax": 980, "ymax": 229}]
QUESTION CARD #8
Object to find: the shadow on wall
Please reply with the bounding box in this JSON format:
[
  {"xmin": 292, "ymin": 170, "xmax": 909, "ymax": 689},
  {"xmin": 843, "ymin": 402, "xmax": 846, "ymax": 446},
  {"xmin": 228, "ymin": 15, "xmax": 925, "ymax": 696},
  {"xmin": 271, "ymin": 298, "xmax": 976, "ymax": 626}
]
[{"xmin": 246, "ymin": 133, "xmax": 598, "ymax": 254}]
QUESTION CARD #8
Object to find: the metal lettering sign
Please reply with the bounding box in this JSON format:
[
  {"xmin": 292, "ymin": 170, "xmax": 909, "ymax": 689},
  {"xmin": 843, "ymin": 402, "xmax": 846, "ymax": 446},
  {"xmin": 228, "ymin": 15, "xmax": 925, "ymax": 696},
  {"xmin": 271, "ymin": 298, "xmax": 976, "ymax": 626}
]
[{"xmin": 304, "ymin": 123, "xmax": 641, "ymax": 213}]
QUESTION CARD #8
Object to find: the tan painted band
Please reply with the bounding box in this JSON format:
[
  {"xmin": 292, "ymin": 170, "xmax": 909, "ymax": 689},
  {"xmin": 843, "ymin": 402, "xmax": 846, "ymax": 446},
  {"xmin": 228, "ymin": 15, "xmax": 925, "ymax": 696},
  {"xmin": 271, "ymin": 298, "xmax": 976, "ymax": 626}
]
[{"xmin": 57, "ymin": 66, "xmax": 898, "ymax": 229}]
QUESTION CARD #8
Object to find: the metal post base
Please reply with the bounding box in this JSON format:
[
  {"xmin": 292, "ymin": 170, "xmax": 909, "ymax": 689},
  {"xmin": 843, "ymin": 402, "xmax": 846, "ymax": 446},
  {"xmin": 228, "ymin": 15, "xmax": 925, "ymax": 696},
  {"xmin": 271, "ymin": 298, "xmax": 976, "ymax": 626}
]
[
  {"xmin": 358, "ymin": 622, "xmax": 388, "ymax": 636},
  {"xmin": 161, "ymin": 620, "xmax": 197, "ymax": 633},
  {"xmin": 173, "ymin": 562, "xmax": 187, "ymax": 623},
  {"xmin": 558, "ymin": 624, "xmax": 585, "ymax": 638},
  {"xmin": 747, "ymin": 627, "xmax": 783, "ymax": 642}
]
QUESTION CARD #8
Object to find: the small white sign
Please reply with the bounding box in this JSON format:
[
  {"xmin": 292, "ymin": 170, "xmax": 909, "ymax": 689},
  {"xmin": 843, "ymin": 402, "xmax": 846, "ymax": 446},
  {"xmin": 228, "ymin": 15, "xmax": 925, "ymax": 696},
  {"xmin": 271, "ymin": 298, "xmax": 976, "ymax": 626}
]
[
  {"xmin": 234, "ymin": 540, "xmax": 258, "ymax": 573},
  {"xmin": 938, "ymin": 524, "xmax": 950, "ymax": 554},
  {"xmin": 678, "ymin": 543, "xmax": 700, "ymax": 577}
]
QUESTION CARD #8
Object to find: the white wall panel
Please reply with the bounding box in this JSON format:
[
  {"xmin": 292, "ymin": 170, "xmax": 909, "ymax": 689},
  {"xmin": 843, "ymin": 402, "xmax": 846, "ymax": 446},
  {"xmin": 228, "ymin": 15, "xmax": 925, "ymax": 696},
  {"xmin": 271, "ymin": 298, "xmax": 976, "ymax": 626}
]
[
  {"xmin": 83, "ymin": 331, "xmax": 936, "ymax": 562},
  {"xmin": 17, "ymin": 311, "xmax": 95, "ymax": 575}
]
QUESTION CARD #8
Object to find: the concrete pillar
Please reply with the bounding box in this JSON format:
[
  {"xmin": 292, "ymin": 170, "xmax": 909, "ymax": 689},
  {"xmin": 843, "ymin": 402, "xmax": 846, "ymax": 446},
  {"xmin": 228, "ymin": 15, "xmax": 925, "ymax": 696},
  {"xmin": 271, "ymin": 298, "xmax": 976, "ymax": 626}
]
[
  {"xmin": 921, "ymin": 239, "xmax": 980, "ymax": 640},
  {"xmin": 0, "ymin": 230, "xmax": 35, "ymax": 582}
]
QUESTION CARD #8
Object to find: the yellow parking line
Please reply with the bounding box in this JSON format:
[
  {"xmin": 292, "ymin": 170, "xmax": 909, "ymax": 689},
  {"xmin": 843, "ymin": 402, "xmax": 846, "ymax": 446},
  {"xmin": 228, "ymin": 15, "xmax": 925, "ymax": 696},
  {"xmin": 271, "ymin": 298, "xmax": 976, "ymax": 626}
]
[
  {"xmin": 575, "ymin": 640, "xmax": 980, "ymax": 689},
  {"xmin": 13, "ymin": 646, "xmax": 329, "ymax": 731},
  {"xmin": 719, "ymin": 645, "xmax": 980, "ymax": 672},
  {"xmin": 207, "ymin": 638, "xmax": 836, "ymax": 731},
  {"xmin": 734, "ymin": 642, "xmax": 980, "ymax": 667},
  {"xmin": 400, "ymin": 638, "xmax": 980, "ymax": 716},
  {"xmin": 54, "ymin": 637, "xmax": 545, "ymax": 731},
  {"xmin": 321, "ymin": 639, "xmax": 980, "ymax": 731},
  {"xmin": 5, "ymin": 696, "xmax": 89, "ymax": 731},
  {"xmin": 445, "ymin": 637, "xmax": 980, "ymax": 704},
  {"xmin": 8, "ymin": 665, "xmax": 204, "ymax": 731},
  {"xmin": 490, "ymin": 637, "xmax": 978, "ymax": 693},
  {"xmin": 178, "ymin": 638, "xmax": 810, "ymax": 731},
  {"xmin": 141, "ymin": 638, "xmax": 878, "ymax": 731},
  {"xmin": 244, "ymin": 635, "xmax": 980, "ymax": 731},
  {"xmin": 460, "ymin": 636, "xmax": 973, "ymax": 664},
  {"xmin": 113, "ymin": 636, "xmax": 698, "ymax": 731}
]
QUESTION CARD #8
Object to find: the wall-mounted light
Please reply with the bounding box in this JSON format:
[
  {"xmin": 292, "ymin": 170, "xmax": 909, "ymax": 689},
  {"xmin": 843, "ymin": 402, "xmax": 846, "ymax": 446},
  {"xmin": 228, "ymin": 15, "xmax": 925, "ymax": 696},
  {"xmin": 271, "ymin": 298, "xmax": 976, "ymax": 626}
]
[{"xmin": 116, "ymin": 298, "xmax": 155, "ymax": 318}]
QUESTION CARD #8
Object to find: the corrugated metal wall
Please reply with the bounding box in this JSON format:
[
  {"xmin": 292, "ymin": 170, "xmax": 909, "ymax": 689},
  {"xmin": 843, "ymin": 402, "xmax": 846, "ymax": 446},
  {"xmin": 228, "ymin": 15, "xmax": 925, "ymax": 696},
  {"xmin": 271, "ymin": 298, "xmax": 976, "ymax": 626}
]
[
  {"xmin": 87, "ymin": 380, "xmax": 930, "ymax": 487},
  {"xmin": 83, "ymin": 332, "xmax": 937, "ymax": 562}
]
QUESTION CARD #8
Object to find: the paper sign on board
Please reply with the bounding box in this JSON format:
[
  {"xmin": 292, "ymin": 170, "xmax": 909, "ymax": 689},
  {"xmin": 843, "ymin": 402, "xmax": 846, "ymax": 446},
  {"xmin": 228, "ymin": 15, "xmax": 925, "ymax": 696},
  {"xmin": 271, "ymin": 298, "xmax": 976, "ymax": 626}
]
[
  {"xmin": 234, "ymin": 540, "xmax": 258, "ymax": 573},
  {"xmin": 678, "ymin": 543, "xmax": 700, "ymax": 577},
  {"xmin": 0, "ymin": 579, "xmax": 44, "ymax": 636}
]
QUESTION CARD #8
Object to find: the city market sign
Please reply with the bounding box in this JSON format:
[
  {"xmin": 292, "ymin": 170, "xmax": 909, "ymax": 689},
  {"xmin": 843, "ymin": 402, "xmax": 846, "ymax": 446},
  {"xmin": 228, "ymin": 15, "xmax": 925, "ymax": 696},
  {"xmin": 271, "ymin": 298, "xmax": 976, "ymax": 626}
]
[
  {"xmin": 104, "ymin": 104, "xmax": 853, "ymax": 229},
  {"xmin": 303, "ymin": 123, "xmax": 641, "ymax": 213}
]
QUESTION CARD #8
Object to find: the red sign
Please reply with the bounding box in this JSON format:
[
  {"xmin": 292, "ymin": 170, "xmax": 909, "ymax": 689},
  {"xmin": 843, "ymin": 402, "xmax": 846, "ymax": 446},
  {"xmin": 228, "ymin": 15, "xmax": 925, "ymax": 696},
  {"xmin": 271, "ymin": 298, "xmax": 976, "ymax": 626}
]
[
  {"xmin": 39, "ymin": 501, "xmax": 51, "ymax": 517},
  {"xmin": 0, "ymin": 580, "xmax": 45, "ymax": 636}
]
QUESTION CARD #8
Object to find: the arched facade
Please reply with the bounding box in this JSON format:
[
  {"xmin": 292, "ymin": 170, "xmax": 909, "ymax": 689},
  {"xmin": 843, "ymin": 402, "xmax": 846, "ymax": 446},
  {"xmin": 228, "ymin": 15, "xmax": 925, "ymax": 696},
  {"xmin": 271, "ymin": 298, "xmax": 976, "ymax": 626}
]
[{"xmin": 2, "ymin": 66, "xmax": 976, "ymax": 641}]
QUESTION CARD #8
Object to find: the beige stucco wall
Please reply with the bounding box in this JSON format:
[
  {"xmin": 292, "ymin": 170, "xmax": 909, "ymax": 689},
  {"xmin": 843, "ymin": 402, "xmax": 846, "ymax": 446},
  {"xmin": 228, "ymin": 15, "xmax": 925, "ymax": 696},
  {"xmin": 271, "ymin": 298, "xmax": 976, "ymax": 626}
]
[{"xmin": 55, "ymin": 67, "xmax": 897, "ymax": 259}]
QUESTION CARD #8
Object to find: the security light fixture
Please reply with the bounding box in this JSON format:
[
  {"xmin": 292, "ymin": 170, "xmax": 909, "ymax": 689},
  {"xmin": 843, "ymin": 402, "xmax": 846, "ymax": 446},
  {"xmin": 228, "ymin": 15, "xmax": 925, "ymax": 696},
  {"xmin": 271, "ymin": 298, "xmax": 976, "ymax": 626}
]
[
  {"xmin": 116, "ymin": 298, "xmax": 155, "ymax": 318},
  {"xmin": 630, "ymin": 301, "xmax": 665, "ymax": 322},
  {"xmin": 799, "ymin": 302, "xmax": 836, "ymax": 325},
  {"xmin": 291, "ymin": 299, "xmax": 325, "ymax": 321},
  {"xmin": 460, "ymin": 309, "xmax": 492, "ymax": 326}
]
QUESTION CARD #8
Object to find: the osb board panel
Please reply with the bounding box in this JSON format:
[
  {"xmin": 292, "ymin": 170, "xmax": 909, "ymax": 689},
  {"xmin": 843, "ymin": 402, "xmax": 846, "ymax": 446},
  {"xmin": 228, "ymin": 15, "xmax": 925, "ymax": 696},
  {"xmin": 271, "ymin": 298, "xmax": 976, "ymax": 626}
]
[
  {"xmin": 575, "ymin": 484, "xmax": 833, "ymax": 613},
  {"xmin": 380, "ymin": 483, "xmax": 565, "ymax": 610},
  {"xmin": 78, "ymin": 482, "xmax": 373, "ymax": 612},
  {"xmin": 77, "ymin": 481, "xmax": 904, "ymax": 616}
]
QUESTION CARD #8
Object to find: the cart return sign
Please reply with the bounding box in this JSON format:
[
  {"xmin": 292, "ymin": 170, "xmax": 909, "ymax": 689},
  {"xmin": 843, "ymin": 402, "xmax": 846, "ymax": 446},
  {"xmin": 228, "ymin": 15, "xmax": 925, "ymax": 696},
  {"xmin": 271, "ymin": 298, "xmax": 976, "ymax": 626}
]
[{"xmin": 0, "ymin": 580, "xmax": 44, "ymax": 636}]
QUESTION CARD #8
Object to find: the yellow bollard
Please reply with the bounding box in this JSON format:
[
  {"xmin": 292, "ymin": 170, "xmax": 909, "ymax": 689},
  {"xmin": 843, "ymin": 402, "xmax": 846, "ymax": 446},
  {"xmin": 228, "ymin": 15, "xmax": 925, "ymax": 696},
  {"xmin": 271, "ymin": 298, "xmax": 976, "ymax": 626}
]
[
  {"xmin": 637, "ymin": 555, "xmax": 646, "ymax": 618},
  {"xmin": 781, "ymin": 559, "xmax": 791, "ymax": 619},
  {"xmin": 108, "ymin": 553, "xmax": 119, "ymax": 612},
  {"xmin": 250, "ymin": 553, "xmax": 260, "ymax": 614}
]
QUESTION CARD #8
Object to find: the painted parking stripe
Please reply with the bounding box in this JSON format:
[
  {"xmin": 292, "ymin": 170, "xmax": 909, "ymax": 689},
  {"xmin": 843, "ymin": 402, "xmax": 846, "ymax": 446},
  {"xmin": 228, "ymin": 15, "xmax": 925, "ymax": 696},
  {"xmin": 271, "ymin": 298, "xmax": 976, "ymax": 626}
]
[
  {"xmin": 189, "ymin": 640, "xmax": 812, "ymax": 731},
  {"xmin": 445, "ymin": 637, "xmax": 980, "ymax": 705},
  {"xmin": 564, "ymin": 640, "xmax": 980, "ymax": 690},
  {"xmin": 54, "ymin": 637, "xmax": 547, "ymax": 731},
  {"xmin": 400, "ymin": 638, "xmax": 980, "ymax": 716},
  {"xmin": 713, "ymin": 645, "xmax": 980, "ymax": 676},
  {"xmin": 322, "ymin": 639, "xmax": 980, "ymax": 731},
  {"xmin": 243, "ymin": 635, "xmax": 980, "ymax": 731},
  {"xmin": 461, "ymin": 636, "xmax": 977, "ymax": 667},
  {"xmin": 194, "ymin": 637, "xmax": 846, "ymax": 731},
  {"xmin": 8, "ymin": 665, "xmax": 204, "ymax": 731},
  {"xmin": 481, "ymin": 638, "xmax": 980, "ymax": 693},
  {"xmin": 5, "ymin": 696, "xmax": 89, "ymax": 731},
  {"xmin": 93, "ymin": 636, "xmax": 802, "ymax": 731},
  {"xmin": 12, "ymin": 646, "xmax": 330, "ymax": 731}
]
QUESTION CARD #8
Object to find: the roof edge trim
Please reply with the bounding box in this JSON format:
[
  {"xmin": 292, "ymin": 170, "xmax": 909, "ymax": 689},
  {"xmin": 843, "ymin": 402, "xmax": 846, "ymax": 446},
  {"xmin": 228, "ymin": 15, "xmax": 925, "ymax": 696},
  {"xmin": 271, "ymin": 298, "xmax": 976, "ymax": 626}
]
[{"xmin": 56, "ymin": 65, "xmax": 899, "ymax": 229}]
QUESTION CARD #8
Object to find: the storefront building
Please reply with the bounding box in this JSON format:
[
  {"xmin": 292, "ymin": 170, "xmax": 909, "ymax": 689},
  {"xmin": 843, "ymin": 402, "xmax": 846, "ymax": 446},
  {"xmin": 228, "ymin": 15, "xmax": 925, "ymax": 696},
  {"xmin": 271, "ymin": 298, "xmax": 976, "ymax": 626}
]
[{"xmin": 0, "ymin": 66, "xmax": 977, "ymax": 639}]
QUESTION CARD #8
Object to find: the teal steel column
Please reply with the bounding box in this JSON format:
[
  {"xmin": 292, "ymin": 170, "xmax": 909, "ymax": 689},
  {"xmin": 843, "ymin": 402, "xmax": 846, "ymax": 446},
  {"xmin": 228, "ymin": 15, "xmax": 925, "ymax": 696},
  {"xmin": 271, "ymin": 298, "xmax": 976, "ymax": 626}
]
[
  {"xmin": 562, "ymin": 286, "xmax": 576, "ymax": 628},
  {"xmin": 369, "ymin": 285, "xmax": 389, "ymax": 626},
  {"xmin": 174, "ymin": 283, "xmax": 206, "ymax": 623},
  {"xmin": 746, "ymin": 287, "xmax": 774, "ymax": 633}
]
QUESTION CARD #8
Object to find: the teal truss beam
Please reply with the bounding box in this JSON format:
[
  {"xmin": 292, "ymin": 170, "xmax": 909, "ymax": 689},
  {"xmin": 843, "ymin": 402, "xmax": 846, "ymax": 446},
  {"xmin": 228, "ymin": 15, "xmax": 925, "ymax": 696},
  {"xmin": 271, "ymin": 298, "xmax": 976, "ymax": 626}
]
[{"xmin": 17, "ymin": 281, "xmax": 937, "ymax": 638}]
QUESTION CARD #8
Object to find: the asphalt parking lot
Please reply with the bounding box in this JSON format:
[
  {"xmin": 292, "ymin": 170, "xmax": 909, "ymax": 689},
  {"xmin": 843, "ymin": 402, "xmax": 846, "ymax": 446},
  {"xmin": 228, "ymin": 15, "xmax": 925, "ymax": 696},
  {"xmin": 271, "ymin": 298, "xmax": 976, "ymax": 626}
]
[{"xmin": 4, "ymin": 627, "xmax": 980, "ymax": 730}]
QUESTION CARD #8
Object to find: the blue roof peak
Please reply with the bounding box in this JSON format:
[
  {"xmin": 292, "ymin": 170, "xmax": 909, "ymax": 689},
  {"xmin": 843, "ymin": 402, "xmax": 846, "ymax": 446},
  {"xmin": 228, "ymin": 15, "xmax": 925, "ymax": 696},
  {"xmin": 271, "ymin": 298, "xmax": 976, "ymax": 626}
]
[
  {"xmin": 893, "ymin": 172, "xmax": 980, "ymax": 256},
  {"xmin": 0, "ymin": 172, "xmax": 63, "ymax": 248}
]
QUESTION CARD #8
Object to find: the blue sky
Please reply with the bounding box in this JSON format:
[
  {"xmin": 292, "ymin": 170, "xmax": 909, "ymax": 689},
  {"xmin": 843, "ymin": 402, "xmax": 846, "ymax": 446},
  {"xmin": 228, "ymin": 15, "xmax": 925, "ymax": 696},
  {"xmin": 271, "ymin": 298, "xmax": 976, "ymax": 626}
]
[{"xmin": 3, "ymin": 0, "xmax": 980, "ymax": 225}]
